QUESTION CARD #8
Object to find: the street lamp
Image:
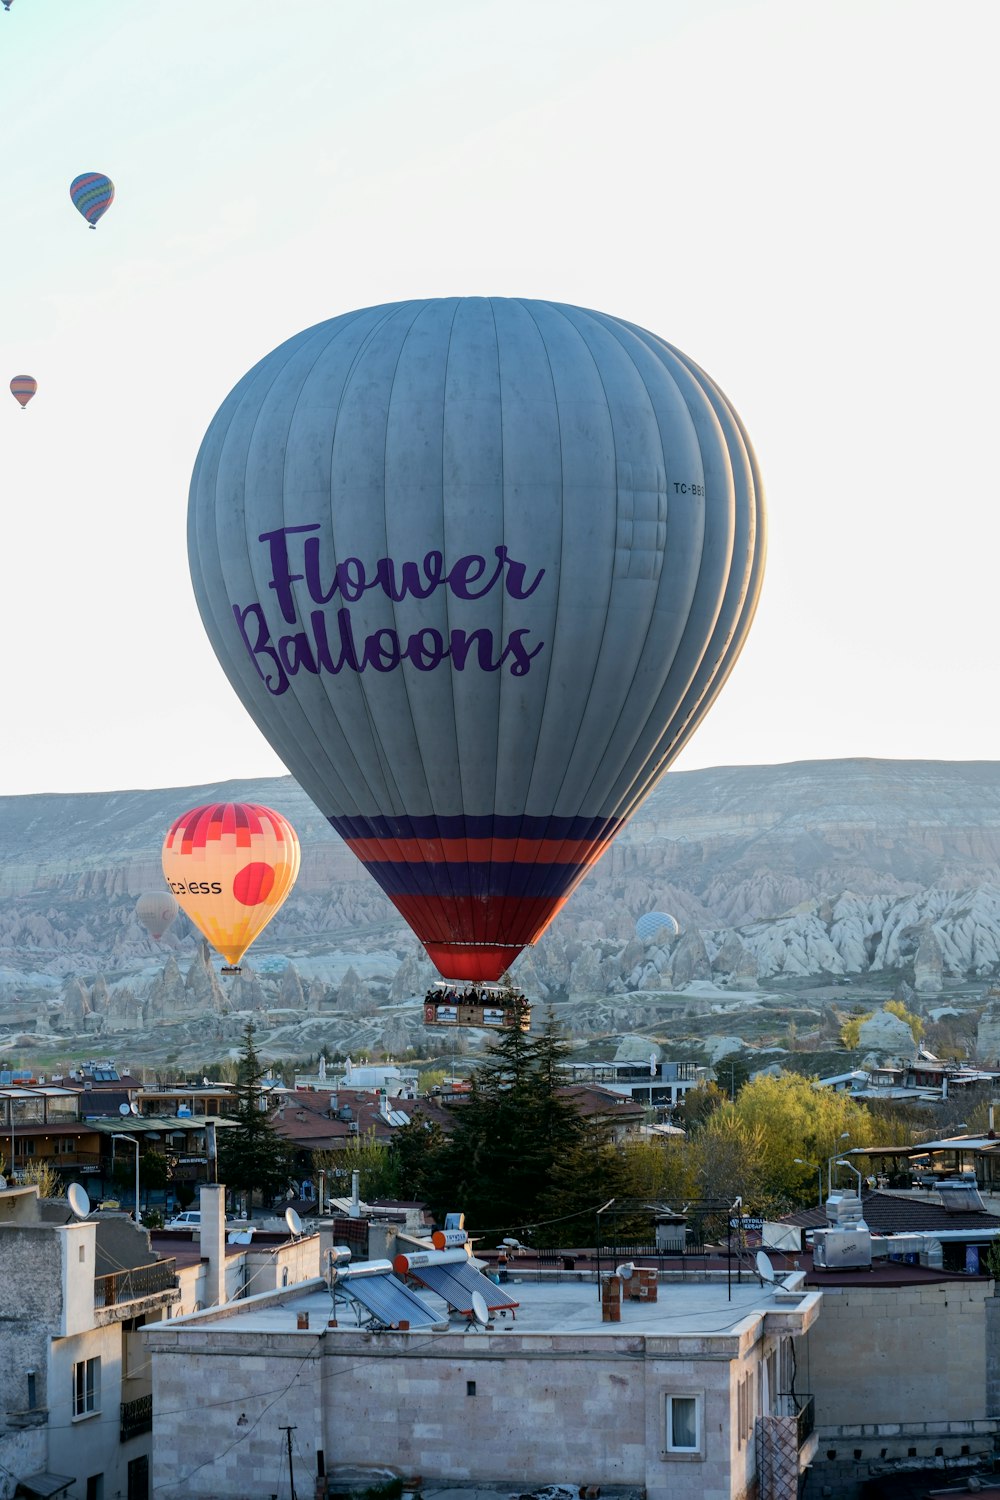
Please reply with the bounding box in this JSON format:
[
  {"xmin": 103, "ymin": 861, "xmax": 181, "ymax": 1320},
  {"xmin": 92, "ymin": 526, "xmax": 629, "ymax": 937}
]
[
  {"xmin": 794, "ymin": 1158, "xmax": 823, "ymax": 1208},
  {"xmin": 595, "ymin": 1198, "xmax": 616, "ymax": 1302},
  {"xmin": 836, "ymin": 1158, "xmax": 863, "ymax": 1197},
  {"xmin": 112, "ymin": 1134, "xmax": 141, "ymax": 1225},
  {"xmin": 827, "ymin": 1133, "xmax": 851, "ymax": 1196}
]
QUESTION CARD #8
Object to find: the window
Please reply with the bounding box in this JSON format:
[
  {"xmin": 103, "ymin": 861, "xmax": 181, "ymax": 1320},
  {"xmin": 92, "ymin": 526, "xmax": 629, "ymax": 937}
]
[
  {"xmin": 664, "ymin": 1393, "xmax": 702, "ymax": 1457},
  {"xmin": 73, "ymin": 1357, "xmax": 101, "ymax": 1418},
  {"xmin": 86, "ymin": 1476, "xmax": 104, "ymax": 1500},
  {"xmin": 127, "ymin": 1456, "xmax": 149, "ymax": 1500}
]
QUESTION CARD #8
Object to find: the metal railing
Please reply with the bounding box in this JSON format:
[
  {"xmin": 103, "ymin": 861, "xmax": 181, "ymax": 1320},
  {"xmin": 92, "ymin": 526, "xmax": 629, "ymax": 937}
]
[
  {"xmin": 120, "ymin": 1393, "xmax": 153, "ymax": 1442},
  {"xmin": 95, "ymin": 1260, "xmax": 177, "ymax": 1309},
  {"xmin": 775, "ymin": 1392, "xmax": 815, "ymax": 1447}
]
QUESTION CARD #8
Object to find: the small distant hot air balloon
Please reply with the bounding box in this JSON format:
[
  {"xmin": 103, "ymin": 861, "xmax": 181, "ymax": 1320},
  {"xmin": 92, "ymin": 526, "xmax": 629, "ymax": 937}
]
[
  {"xmin": 10, "ymin": 375, "xmax": 36, "ymax": 409},
  {"xmin": 161, "ymin": 802, "xmax": 300, "ymax": 971},
  {"xmin": 135, "ymin": 891, "xmax": 179, "ymax": 942},
  {"xmin": 3, "ymin": 3, "xmax": 14, "ymax": 13},
  {"xmin": 70, "ymin": 172, "xmax": 115, "ymax": 228},
  {"xmin": 635, "ymin": 911, "xmax": 680, "ymax": 944}
]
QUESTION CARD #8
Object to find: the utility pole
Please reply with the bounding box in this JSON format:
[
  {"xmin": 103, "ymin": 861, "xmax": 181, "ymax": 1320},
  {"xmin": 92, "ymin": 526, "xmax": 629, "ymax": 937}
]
[{"xmin": 279, "ymin": 1424, "xmax": 297, "ymax": 1500}]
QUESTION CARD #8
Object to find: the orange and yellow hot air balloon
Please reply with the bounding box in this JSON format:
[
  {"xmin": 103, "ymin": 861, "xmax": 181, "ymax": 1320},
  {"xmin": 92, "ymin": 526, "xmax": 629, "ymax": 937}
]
[{"xmin": 161, "ymin": 802, "xmax": 300, "ymax": 971}]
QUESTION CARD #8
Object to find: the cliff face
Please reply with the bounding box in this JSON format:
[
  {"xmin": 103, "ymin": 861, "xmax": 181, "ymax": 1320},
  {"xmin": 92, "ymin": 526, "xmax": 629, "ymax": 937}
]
[{"xmin": 4, "ymin": 759, "xmax": 1000, "ymax": 1051}]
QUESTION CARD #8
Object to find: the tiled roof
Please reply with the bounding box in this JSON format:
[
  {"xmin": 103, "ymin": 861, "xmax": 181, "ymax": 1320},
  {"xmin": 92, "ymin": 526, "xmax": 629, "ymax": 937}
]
[
  {"xmin": 273, "ymin": 1090, "xmax": 454, "ymax": 1150},
  {"xmin": 780, "ymin": 1190, "xmax": 1000, "ymax": 1234},
  {"xmin": 557, "ymin": 1085, "xmax": 646, "ymax": 1119}
]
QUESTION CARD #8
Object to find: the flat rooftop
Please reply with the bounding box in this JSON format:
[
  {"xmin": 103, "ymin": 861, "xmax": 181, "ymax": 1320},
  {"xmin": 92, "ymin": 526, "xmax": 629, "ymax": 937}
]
[{"xmin": 177, "ymin": 1270, "xmax": 815, "ymax": 1339}]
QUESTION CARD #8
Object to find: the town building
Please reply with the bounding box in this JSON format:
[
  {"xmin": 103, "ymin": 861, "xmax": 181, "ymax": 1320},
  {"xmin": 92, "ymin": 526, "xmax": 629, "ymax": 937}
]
[
  {"xmin": 0, "ymin": 1182, "xmax": 321, "ymax": 1500},
  {"xmin": 144, "ymin": 1254, "xmax": 820, "ymax": 1500}
]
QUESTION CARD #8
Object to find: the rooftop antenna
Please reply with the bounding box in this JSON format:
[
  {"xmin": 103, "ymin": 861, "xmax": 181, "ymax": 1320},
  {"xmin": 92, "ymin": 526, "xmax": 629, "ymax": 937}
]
[
  {"xmin": 755, "ymin": 1249, "xmax": 776, "ymax": 1285},
  {"xmin": 67, "ymin": 1182, "xmax": 91, "ymax": 1224},
  {"xmin": 468, "ymin": 1289, "xmax": 490, "ymax": 1329}
]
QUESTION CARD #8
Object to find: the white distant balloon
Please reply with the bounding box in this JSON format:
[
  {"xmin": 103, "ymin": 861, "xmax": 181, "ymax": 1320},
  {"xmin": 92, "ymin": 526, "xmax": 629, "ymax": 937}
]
[
  {"xmin": 135, "ymin": 891, "xmax": 179, "ymax": 941},
  {"xmin": 635, "ymin": 911, "xmax": 680, "ymax": 944}
]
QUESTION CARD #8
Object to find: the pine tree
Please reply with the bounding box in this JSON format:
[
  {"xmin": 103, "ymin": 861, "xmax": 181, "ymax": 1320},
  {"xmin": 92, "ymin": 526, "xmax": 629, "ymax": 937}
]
[
  {"xmin": 425, "ymin": 1011, "xmax": 596, "ymax": 1241},
  {"xmin": 217, "ymin": 1021, "xmax": 292, "ymax": 1213}
]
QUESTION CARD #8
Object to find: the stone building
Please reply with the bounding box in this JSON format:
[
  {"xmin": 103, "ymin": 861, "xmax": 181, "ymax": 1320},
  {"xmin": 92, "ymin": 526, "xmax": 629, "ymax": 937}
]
[
  {"xmin": 144, "ymin": 1262, "xmax": 820, "ymax": 1500},
  {"xmin": 0, "ymin": 1183, "xmax": 321, "ymax": 1500}
]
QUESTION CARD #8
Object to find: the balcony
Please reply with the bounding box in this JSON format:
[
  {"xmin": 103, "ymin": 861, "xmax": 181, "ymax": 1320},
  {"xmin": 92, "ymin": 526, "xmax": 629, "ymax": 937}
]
[
  {"xmin": 120, "ymin": 1393, "xmax": 153, "ymax": 1442},
  {"xmin": 95, "ymin": 1259, "xmax": 179, "ymax": 1318},
  {"xmin": 757, "ymin": 1395, "xmax": 817, "ymax": 1500}
]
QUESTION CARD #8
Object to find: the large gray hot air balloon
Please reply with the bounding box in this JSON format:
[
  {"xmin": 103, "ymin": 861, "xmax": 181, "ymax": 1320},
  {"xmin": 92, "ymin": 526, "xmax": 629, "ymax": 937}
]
[{"xmin": 188, "ymin": 298, "xmax": 766, "ymax": 983}]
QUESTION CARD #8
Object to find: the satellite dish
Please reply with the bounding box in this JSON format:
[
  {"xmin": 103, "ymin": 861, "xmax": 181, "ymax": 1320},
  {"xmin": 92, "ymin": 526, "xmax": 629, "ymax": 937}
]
[
  {"xmin": 756, "ymin": 1250, "xmax": 775, "ymax": 1285},
  {"xmin": 118, "ymin": 1102, "xmax": 131, "ymax": 1116},
  {"xmin": 285, "ymin": 1206, "xmax": 303, "ymax": 1238},
  {"xmin": 470, "ymin": 1290, "xmax": 490, "ymax": 1327},
  {"xmin": 68, "ymin": 1183, "xmax": 91, "ymax": 1220},
  {"xmin": 130, "ymin": 1102, "xmax": 140, "ymax": 1115}
]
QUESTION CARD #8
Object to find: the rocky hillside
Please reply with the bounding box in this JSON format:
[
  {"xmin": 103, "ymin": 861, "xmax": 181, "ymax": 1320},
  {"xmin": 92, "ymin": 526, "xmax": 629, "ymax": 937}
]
[{"xmin": 4, "ymin": 758, "xmax": 1000, "ymax": 1061}]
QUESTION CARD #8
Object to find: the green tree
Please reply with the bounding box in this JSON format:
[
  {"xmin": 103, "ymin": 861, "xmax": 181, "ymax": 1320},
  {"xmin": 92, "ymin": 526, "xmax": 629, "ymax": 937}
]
[
  {"xmin": 388, "ymin": 1114, "xmax": 448, "ymax": 1200},
  {"xmin": 840, "ymin": 1010, "xmax": 875, "ymax": 1049},
  {"xmin": 217, "ymin": 1021, "xmax": 293, "ymax": 1213},
  {"xmin": 23, "ymin": 1160, "xmax": 64, "ymax": 1199},
  {"xmin": 884, "ymin": 998, "xmax": 924, "ymax": 1043},
  {"xmin": 425, "ymin": 1011, "xmax": 593, "ymax": 1242}
]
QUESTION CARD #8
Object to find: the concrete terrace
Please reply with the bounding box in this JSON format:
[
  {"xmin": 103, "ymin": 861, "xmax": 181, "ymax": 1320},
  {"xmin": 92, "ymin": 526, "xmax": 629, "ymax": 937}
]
[{"xmin": 167, "ymin": 1268, "xmax": 819, "ymax": 1338}]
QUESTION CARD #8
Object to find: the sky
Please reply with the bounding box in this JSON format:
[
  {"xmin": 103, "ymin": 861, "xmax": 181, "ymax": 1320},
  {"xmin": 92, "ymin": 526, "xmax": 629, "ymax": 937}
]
[{"xmin": 0, "ymin": 0, "xmax": 996, "ymax": 797}]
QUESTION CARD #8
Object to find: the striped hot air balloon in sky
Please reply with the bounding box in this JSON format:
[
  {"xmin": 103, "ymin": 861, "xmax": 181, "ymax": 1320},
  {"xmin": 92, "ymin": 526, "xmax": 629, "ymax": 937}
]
[
  {"xmin": 10, "ymin": 375, "xmax": 37, "ymax": 409},
  {"xmin": 188, "ymin": 297, "xmax": 765, "ymax": 983},
  {"xmin": 161, "ymin": 802, "xmax": 300, "ymax": 969},
  {"xmin": 70, "ymin": 172, "xmax": 115, "ymax": 228}
]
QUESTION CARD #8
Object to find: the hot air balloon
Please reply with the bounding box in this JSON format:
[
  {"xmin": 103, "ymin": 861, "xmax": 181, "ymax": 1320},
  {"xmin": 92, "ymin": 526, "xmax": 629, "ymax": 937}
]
[
  {"xmin": 635, "ymin": 911, "xmax": 680, "ymax": 944},
  {"xmin": 70, "ymin": 172, "xmax": 114, "ymax": 228},
  {"xmin": 161, "ymin": 802, "xmax": 300, "ymax": 971},
  {"xmin": 188, "ymin": 298, "xmax": 765, "ymax": 983},
  {"xmin": 10, "ymin": 375, "xmax": 36, "ymax": 409},
  {"xmin": 135, "ymin": 890, "xmax": 179, "ymax": 941}
]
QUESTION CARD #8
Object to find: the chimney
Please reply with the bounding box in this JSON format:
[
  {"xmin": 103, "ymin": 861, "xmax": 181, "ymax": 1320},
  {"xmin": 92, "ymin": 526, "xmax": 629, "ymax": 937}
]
[
  {"xmin": 200, "ymin": 1183, "xmax": 227, "ymax": 1308},
  {"xmin": 205, "ymin": 1121, "xmax": 218, "ymax": 1184}
]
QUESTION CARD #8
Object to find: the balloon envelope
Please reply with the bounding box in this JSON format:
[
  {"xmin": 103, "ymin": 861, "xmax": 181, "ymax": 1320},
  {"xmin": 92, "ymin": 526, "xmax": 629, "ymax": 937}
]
[
  {"xmin": 188, "ymin": 298, "xmax": 765, "ymax": 981},
  {"xmin": 135, "ymin": 890, "xmax": 179, "ymax": 941},
  {"xmin": 10, "ymin": 375, "xmax": 37, "ymax": 408},
  {"xmin": 70, "ymin": 172, "xmax": 114, "ymax": 227},
  {"xmin": 161, "ymin": 802, "xmax": 300, "ymax": 967},
  {"xmin": 635, "ymin": 911, "xmax": 680, "ymax": 944}
]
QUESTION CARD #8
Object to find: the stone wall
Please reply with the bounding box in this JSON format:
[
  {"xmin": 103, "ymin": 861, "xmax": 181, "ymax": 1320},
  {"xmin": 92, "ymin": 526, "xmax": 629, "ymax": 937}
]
[{"xmin": 147, "ymin": 1321, "xmax": 765, "ymax": 1500}]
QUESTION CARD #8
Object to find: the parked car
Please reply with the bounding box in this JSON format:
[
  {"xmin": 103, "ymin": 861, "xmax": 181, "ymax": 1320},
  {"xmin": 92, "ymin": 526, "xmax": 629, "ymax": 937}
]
[{"xmin": 163, "ymin": 1210, "xmax": 229, "ymax": 1230}]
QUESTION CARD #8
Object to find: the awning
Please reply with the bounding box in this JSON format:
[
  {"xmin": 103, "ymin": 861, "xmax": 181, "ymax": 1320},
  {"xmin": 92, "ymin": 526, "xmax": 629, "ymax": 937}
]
[
  {"xmin": 410, "ymin": 1260, "xmax": 519, "ymax": 1318},
  {"xmin": 15, "ymin": 1473, "xmax": 75, "ymax": 1499}
]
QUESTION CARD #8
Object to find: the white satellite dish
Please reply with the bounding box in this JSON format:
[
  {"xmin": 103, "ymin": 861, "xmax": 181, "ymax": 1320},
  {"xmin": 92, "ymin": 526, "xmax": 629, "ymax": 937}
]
[
  {"xmin": 118, "ymin": 1102, "xmax": 131, "ymax": 1116},
  {"xmin": 756, "ymin": 1250, "xmax": 775, "ymax": 1285},
  {"xmin": 285, "ymin": 1206, "xmax": 303, "ymax": 1238},
  {"xmin": 470, "ymin": 1290, "xmax": 490, "ymax": 1326},
  {"xmin": 130, "ymin": 1102, "xmax": 140, "ymax": 1116},
  {"xmin": 68, "ymin": 1183, "xmax": 91, "ymax": 1220}
]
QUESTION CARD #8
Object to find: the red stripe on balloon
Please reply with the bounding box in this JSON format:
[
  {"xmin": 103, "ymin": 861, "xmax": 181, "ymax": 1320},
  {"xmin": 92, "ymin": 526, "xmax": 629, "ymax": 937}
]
[{"xmin": 342, "ymin": 834, "xmax": 610, "ymax": 865}]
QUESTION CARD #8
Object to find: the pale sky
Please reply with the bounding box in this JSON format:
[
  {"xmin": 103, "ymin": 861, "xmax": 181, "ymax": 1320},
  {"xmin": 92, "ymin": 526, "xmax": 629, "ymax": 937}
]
[{"xmin": 0, "ymin": 0, "xmax": 996, "ymax": 797}]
